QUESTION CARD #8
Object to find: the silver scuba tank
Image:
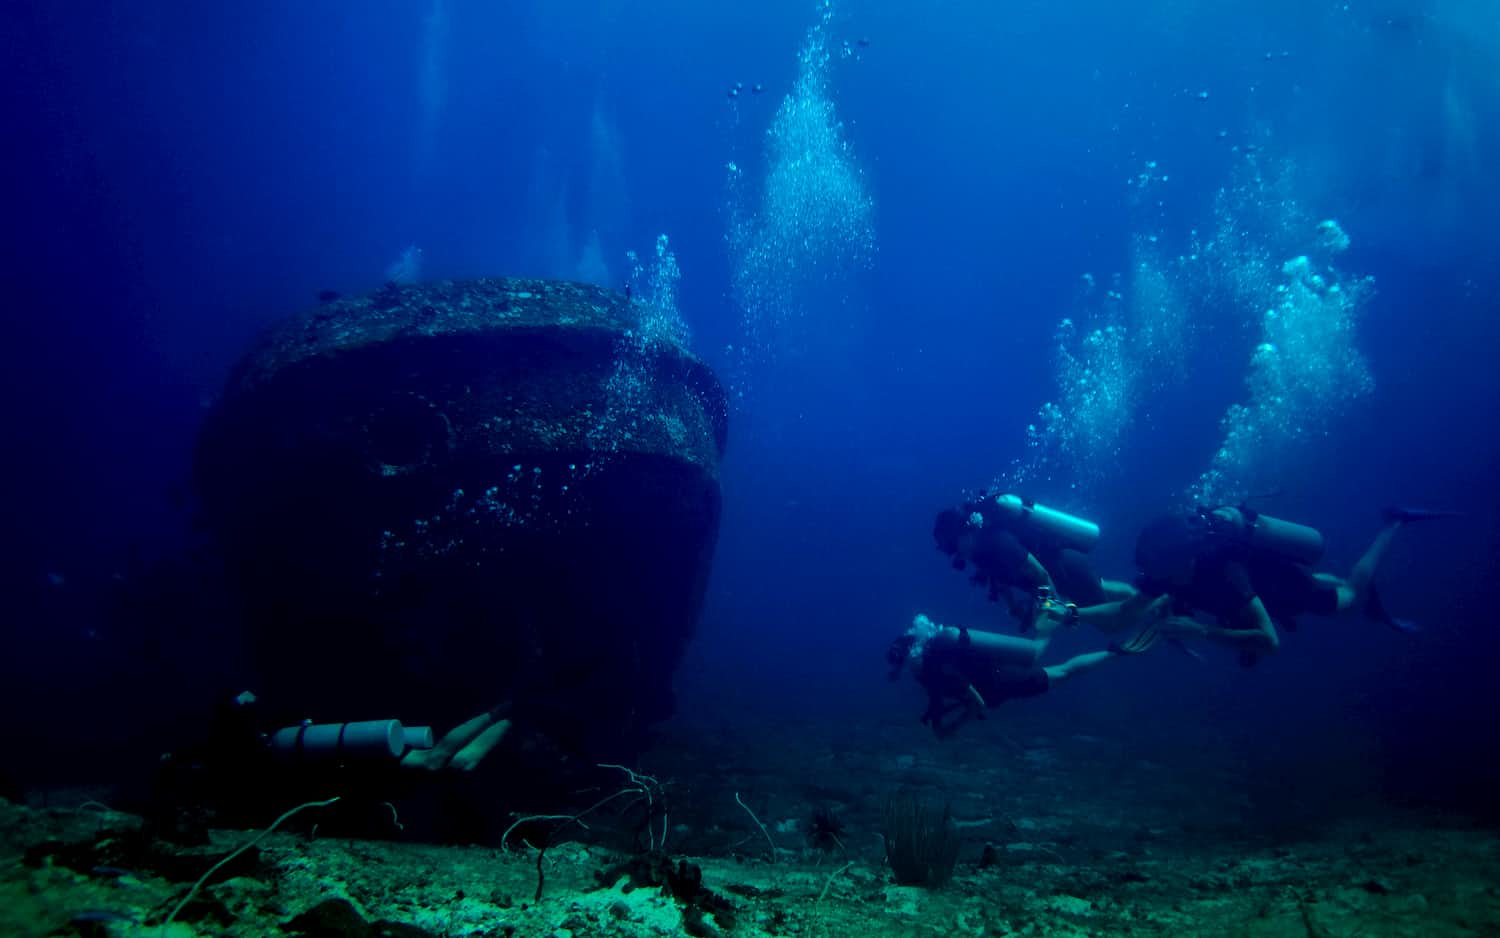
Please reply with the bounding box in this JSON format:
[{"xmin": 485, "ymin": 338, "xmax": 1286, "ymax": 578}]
[
  {"xmin": 1242, "ymin": 511, "xmax": 1325, "ymax": 566},
  {"xmin": 991, "ymin": 493, "xmax": 1101, "ymax": 553},
  {"xmin": 269, "ymin": 719, "xmax": 434, "ymax": 762},
  {"xmin": 907, "ymin": 614, "xmax": 1043, "ymax": 668}
]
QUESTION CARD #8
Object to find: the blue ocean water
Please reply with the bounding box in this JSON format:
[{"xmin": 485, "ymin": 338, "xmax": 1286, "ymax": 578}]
[{"xmin": 3, "ymin": 0, "xmax": 1498, "ymax": 830}]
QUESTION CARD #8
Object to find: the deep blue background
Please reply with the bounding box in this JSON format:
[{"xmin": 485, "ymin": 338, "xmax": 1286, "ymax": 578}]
[{"xmin": 3, "ymin": 1, "xmax": 1497, "ymax": 815}]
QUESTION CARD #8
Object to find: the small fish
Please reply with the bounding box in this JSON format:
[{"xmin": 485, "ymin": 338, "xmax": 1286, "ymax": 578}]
[{"xmin": 318, "ymin": 290, "xmax": 341, "ymax": 304}]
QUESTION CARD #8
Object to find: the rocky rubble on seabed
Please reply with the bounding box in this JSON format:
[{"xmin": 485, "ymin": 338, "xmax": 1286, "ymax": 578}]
[
  {"xmin": 7, "ymin": 704, "xmax": 1500, "ymax": 938},
  {"xmin": 3, "ymin": 784, "xmax": 1499, "ymax": 938}
]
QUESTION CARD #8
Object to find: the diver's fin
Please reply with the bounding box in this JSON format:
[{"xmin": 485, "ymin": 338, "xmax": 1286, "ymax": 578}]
[
  {"xmin": 1166, "ymin": 638, "xmax": 1205, "ymax": 661},
  {"xmin": 1364, "ymin": 583, "xmax": 1420, "ymax": 635},
  {"xmin": 1110, "ymin": 622, "xmax": 1163, "ymax": 656},
  {"xmin": 1382, "ymin": 506, "xmax": 1462, "ymax": 524}
]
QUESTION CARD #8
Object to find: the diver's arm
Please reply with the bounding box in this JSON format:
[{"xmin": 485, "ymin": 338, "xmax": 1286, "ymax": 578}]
[
  {"xmin": 1022, "ymin": 552, "xmax": 1054, "ymax": 592},
  {"xmin": 1177, "ymin": 597, "xmax": 1279, "ymax": 652}
]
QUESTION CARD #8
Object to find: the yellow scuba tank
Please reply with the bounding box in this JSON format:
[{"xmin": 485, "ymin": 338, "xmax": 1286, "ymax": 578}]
[{"xmin": 990, "ymin": 493, "xmax": 1100, "ymax": 553}]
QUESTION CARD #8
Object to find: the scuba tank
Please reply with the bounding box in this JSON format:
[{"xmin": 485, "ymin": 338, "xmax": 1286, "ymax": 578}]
[
  {"xmin": 1244, "ymin": 510, "xmax": 1325, "ymax": 565},
  {"xmin": 906, "ymin": 614, "xmax": 1043, "ymax": 668},
  {"xmin": 269, "ymin": 719, "xmax": 436, "ymax": 762},
  {"xmin": 990, "ymin": 493, "xmax": 1100, "ymax": 553},
  {"xmin": 1210, "ymin": 506, "xmax": 1325, "ymax": 566}
]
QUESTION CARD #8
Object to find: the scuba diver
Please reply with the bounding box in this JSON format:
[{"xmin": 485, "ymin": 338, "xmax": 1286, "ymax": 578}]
[
  {"xmin": 933, "ymin": 492, "xmax": 1135, "ymax": 623},
  {"xmin": 886, "ymin": 598, "xmax": 1163, "ymax": 739},
  {"xmin": 1118, "ymin": 505, "xmax": 1454, "ymax": 663},
  {"xmin": 149, "ymin": 691, "xmax": 514, "ymax": 839}
]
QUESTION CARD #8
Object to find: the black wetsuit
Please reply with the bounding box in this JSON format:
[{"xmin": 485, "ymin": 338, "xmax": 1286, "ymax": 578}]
[
  {"xmin": 910, "ymin": 639, "xmax": 1051, "ymax": 737},
  {"xmin": 1137, "ymin": 530, "xmax": 1339, "ymax": 623},
  {"xmin": 972, "ymin": 662, "xmax": 1051, "ymax": 703},
  {"xmin": 972, "ymin": 523, "xmax": 1108, "ymax": 606},
  {"xmin": 918, "ymin": 644, "xmax": 1051, "ymax": 708}
]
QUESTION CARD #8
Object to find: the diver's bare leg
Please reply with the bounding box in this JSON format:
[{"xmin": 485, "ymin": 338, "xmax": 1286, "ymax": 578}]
[
  {"xmin": 402, "ymin": 710, "xmax": 511, "ymax": 773},
  {"xmin": 1330, "ymin": 520, "xmax": 1402, "ymax": 611},
  {"xmin": 1042, "ymin": 651, "xmax": 1115, "ymax": 686}
]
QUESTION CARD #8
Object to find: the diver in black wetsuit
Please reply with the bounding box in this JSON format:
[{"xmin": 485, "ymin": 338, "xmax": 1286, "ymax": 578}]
[
  {"xmin": 887, "ymin": 606, "xmax": 1163, "ymax": 739},
  {"xmin": 1110, "ymin": 505, "xmax": 1453, "ymax": 664},
  {"xmin": 933, "ymin": 493, "xmax": 1135, "ymax": 620}
]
